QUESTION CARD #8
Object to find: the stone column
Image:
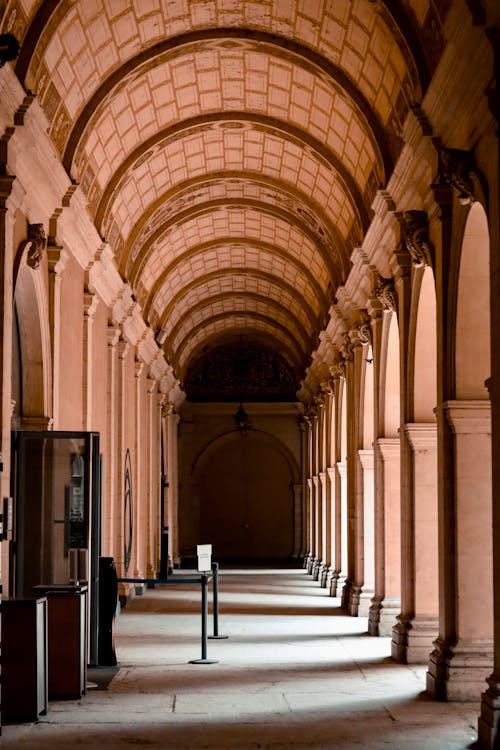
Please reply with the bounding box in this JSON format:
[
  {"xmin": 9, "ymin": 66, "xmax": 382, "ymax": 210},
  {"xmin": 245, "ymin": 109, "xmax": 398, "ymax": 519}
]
[
  {"xmin": 292, "ymin": 483, "xmax": 303, "ymax": 558},
  {"xmin": 146, "ymin": 377, "xmax": 158, "ymax": 579},
  {"xmin": 304, "ymin": 408, "xmax": 317, "ymax": 573},
  {"xmin": 329, "ymin": 366, "xmax": 344, "ymax": 596},
  {"xmin": 104, "ymin": 324, "xmax": 120, "ymax": 556},
  {"xmin": 116, "ymin": 337, "xmax": 130, "ymax": 581},
  {"xmin": 342, "ymin": 339, "xmax": 357, "ymax": 610},
  {"xmin": 336, "ymin": 459, "xmax": 348, "ymax": 602},
  {"xmin": 133, "ymin": 359, "xmax": 145, "ymax": 583},
  {"xmin": 479, "ymin": 37, "xmax": 500, "ymax": 746},
  {"xmin": 369, "ymin": 437, "xmax": 401, "ymax": 635},
  {"xmin": 312, "ymin": 473, "xmax": 321, "ymax": 581},
  {"xmin": 357, "ymin": 448, "xmax": 375, "ymax": 616},
  {"xmin": 311, "ymin": 407, "xmax": 322, "ymax": 579},
  {"xmin": 0, "ymin": 175, "xmax": 15, "ymax": 603},
  {"xmin": 390, "ymin": 243, "xmax": 416, "ymax": 660},
  {"xmin": 320, "ymin": 385, "xmax": 334, "ymax": 588},
  {"xmin": 427, "ymin": 400, "xmax": 493, "ymax": 700},
  {"xmin": 298, "ymin": 415, "xmax": 308, "ymax": 562},
  {"xmin": 47, "ymin": 245, "xmax": 68, "ymax": 429},
  {"xmin": 346, "ymin": 324, "xmax": 371, "ymax": 617},
  {"xmin": 392, "ymin": 424, "xmax": 439, "ymax": 662},
  {"xmin": 82, "ymin": 289, "xmax": 98, "ymax": 430},
  {"xmin": 165, "ymin": 403, "xmax": 180, "ymax": 567}
]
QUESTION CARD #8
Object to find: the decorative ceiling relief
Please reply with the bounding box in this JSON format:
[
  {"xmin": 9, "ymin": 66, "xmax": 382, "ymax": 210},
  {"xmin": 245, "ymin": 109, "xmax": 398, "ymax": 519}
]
[
  {"xmin": 6, "ymin": 0, "xmax": 436, "ymax": 398},
  {"xmin": 184, "ymin": 342, "xmax": 298, "ymax": 402}
]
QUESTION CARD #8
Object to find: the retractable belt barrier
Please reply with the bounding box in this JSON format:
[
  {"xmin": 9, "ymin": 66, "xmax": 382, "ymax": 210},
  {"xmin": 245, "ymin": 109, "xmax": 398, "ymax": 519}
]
[{"xmin": 117, "ymin": 563, "xmax": 228, "ymax": 664}]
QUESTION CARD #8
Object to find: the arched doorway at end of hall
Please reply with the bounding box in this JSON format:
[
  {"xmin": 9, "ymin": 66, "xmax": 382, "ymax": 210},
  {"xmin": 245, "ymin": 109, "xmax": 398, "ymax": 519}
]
[{"xmin": 192, "ymin": 430, "xmax": 297, "ymax": 562}]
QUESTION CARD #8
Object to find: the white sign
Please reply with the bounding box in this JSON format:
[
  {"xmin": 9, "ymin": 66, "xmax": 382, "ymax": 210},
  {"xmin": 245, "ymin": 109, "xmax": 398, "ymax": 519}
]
[{"xmin": 197, "ymin": 543, "xmax": 212, "ymax": 572}]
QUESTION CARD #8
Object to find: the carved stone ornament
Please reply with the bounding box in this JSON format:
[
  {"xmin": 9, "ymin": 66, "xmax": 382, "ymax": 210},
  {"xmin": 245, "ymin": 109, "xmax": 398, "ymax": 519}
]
[
  {"xmin": 19, "ymin": 224, "xmax": 47, "ymax": 270},
  {"xmin": 304, "ymin": 405, "xmax": 318, "ymax": 425},
  {"xmin": 321, "ymin": 378, "xmax": 335, "ymax": 396},
  {"xmin": 357, "ymin": 317, "xmax": 372, "ymax": 347},
  {"xmin": 330, "ymin": 357, "xmax": 346, "ymax": 380},
  {"xmin": 313, "ymin": 391, "xmax": 325, "ymax": 409},
  {"xmin": 435, "ymin": 142, "xmax": 476, "ymax": 205},
  {"xmin": 403, "ymin": 210, "xmax": 433, "ymax": 267},
  {"xmin": 342, "ymin": 331, "xmax": 354, "ymax": 361},
  {"xmin": 374, "ymin": 272, "xmax": 397, "ymax": 312}
]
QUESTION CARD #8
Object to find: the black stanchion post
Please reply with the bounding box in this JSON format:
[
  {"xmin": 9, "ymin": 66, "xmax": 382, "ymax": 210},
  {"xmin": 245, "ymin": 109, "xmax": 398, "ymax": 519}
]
[
  {"xmin": 208, "ymin": 562, "xmax": 228, "ymax": 640},
  {"xmin": 189, "ymin": 574, "xmax": 218, "ymax": 664}
]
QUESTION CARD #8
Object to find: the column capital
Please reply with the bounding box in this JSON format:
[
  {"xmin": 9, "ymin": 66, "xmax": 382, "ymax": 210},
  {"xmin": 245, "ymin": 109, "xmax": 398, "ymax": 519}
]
[
  {"xmin": 107, "ymin": 322, "xmax": 120, "ymax": 348},
  {"xmin": 47, "ymin": 245, "xmax": 68, "ymax": 276},
  {"xmin": 376, "ymin": 437, "xmax": 400, "ymax": 460},
  {"xmin": 395, "ymin": 210, "xmax": 434, "ymax": 268},
  {"xmin": 83, "ymin": 289, "xmax": 99, "ymax": 319},
  {"xmin": 404, "ymin": 422, "xmax": 437, "ymax": 449},
  {"xmin": 358, "ymin": 448, "xmax": 374, "ymax": 470},
  {"xmin": 372, "ymin": 269, "xmax": 397, "ymax": 313},
  {"xmin": 443, "ymin": 399, "xmax": 491, "ymax": 434},
  {"xmin": 146, "ymin": 376, "xmax": 157, "ymax": 395},
  {"xmin": 117, "ymin": 337, "xmax": 130, "ymax": 361}
]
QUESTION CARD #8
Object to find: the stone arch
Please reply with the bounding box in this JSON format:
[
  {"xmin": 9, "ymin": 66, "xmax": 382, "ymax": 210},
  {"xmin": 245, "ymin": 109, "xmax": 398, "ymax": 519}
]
[
  {"xmin": 336, "ymin": 377, "xmax": 348, "ymax": 596},
  {"xmin": 13, "ymin": 258, "xmax": 52, "ymax": 426},
  {"xmin": 382, "ymin": 312, "xmax": 400, "ymax": 438},
  {"xmin": 359, "ymin": 344, "xmax": 375, "ymax": 615},
  {"xmin": 190, "ymin": 429, "xmax": 299, "ymax": 560},
  {"xmin": 361, "ymin": 345, "xmax": 374, "ymax": 449},
  {"xmin": 412, "ymin": 266, "xmax": 437, "ymax": 421},
  {"xmin": 455, "ymin": 202, "xmax": 490, "ymax": 398},
  {"xmin": 438, "ymin": 200, "xmax": 493, "ymax": 699}
]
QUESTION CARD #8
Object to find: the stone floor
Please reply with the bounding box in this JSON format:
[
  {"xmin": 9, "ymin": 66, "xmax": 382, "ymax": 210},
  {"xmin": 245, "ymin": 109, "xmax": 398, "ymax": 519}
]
[{"xmin": 2, "ymin": 566, "xmax": 480, "ymax": 749}]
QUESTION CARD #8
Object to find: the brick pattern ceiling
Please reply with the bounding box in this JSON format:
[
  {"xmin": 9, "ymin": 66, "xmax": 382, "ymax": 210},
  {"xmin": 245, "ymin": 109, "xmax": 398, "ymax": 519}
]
[{"xmin": 5, "ymin": 0, "xmax": 441, "ymax": 389}]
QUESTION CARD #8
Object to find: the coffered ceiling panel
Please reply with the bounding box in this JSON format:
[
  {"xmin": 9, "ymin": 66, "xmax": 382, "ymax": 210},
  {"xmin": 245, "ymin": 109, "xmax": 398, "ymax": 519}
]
[{"xmin": 7, "ymin": 0, "xmax": 433, "ymax": 397}]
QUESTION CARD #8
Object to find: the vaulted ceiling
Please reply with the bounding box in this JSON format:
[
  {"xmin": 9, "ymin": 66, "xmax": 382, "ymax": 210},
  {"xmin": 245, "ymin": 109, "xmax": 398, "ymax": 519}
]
[{"xmin": 5, "ymin": 0, "xmax": 444, "ymax": 398}]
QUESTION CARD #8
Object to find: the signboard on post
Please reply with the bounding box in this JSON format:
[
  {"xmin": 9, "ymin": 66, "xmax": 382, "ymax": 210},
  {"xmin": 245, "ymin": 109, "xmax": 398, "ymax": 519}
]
[{"xmin": 197, "ymin": 544, "xmax": 212, "ymax": 572}]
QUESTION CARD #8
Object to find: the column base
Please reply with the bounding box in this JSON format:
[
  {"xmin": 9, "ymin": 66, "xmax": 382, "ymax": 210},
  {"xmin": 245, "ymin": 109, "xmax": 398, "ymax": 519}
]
[
  {"xmin": 478, "ymin": 671, "xmax": 500, "ymax": 749},
  {"xmin": 392, "ymin": 614, "xmax": 438, "ymax": 664},
  {"xmin": 341, "ymin": 578, "xmax": 352, "ymax": 610},
  {"xmin": 332, "ymin": 572, "xmax": 346, "ymax": 600},
  {"xmin": 319, "ymin": 564, "xmax": 332, "ymax": 589},
  {"xmin": 427, "ymin": 638, "xmax": 493, "ymax": 701},
  {"xmin": 357, "ymin": 588, "xmax": 375, "ymax": 618},
  {"xmin": 306, "ymin": 554, "xmax": 315, "ymax": 575},
  {"xmin": 348, "ymin": 583, "xmax": 362, "ymax": 616},
  {"xmin": 312, "ymin": 558, "xmax": 322, "ymax": 581},
  {"xmin": 368, "ymin": 597, "xmax": 400, "ymax": 636}
]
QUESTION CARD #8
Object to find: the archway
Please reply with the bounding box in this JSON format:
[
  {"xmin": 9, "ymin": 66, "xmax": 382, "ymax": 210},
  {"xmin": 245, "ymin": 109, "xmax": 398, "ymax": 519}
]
[
  {"xmin": 12, "ymin": 260, "xmax": 51, "ymax": 427},
  {"xmin": 445, "ymin": 201, "xmax": 492, "ymax": 699}
]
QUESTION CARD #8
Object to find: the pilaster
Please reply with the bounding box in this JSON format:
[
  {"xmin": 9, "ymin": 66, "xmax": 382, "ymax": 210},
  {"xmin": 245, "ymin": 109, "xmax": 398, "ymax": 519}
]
[
  {"xmin": 164, "ymin": 402, "xmax": 180, "ymax": 568},
  {"xmin": 427, "ymin": 400, "xmax": 493, "ymax": 700},
  {"xmin": 479, "ymin": 25, "xmax": 500, "ymax": 749},
  {"xmin": 133, "ymin": 359, "xmax": 145, "ymax": 584},
  {"xmin": 336, "ymin": 459, "xmax": 348, "ymax": 603},
  {"xmin": 356, "ymin": 449, "xmax": 375, "ymax": 617},
  {"xmin": 47, "ymin": 245, "xmax": 68, "ymax": 429},
  {"xmin": 116, "ymin": 337, "xmax": 131, "ymax": 584},
  {"xmin": 392, "ymin": 423, "xmax": 439, "ymax": 663},
  {"xmin": 145, "ymin": 377, "xmax": 158, "ymax": 579},
  {"xmin": 369, "ymin": 438, "xmax": 401, "ymax": 636},
  {"xmin": 82, "ymin": 289, "xmax": 98, "ymax": 431},
  {"xmin": 104, "ymin": 323, "xmax": 120, "ymax": 556}
]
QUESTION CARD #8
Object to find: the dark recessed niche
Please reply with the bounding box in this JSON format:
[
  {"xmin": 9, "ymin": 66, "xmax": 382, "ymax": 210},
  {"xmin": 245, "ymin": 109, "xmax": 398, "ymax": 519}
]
[{"xmin": 184, "ymin": 341, "xmax": 298, "ymax": 402}]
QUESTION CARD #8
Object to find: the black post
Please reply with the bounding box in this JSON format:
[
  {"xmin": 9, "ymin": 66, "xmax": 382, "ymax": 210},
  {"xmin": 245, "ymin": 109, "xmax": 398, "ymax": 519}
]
[
  {"xmin": 189, "ymin": 575, "xmax": 218, "ymax": 664},
  {"xmin": 209, "ymin": 562, "xmax": 228, "ymax": 640}
]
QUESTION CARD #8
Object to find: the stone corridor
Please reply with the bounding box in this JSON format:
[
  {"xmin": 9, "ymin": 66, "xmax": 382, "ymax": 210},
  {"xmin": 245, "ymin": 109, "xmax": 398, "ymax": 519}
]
[{"xmin": 3, "ymin": 567, "xmax": 479, "ymax": 749}]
